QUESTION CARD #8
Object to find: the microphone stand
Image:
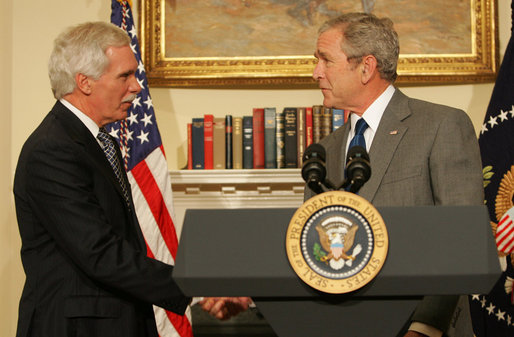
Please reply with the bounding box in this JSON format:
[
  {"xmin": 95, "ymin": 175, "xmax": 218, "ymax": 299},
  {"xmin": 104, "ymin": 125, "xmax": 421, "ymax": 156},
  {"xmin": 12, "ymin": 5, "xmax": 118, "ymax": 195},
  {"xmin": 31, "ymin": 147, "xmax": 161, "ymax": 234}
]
[{"xmin": 307, "ymin": 177, "xmax": 337, "ymax": 195}]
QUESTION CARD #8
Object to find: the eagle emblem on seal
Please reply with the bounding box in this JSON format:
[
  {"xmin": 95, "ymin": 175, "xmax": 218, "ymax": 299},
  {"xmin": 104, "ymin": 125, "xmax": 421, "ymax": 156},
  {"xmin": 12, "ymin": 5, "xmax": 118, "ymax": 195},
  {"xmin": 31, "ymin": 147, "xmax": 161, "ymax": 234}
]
[{"xmin": 315, "ymin": 216, "xmax": 362, "ymax": 270}]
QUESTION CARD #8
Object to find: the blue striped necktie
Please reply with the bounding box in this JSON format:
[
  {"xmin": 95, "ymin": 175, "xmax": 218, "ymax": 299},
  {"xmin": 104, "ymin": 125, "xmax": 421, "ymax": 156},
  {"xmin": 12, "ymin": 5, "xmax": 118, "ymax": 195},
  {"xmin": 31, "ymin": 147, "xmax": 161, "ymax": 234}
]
[
  {"xmin": 344, "ymin": 118, "xmax": 369, "ymax": 186},
  {"xmin": 349, "ymin": 118, "xmax": 369, "ymax": 150},
  {"xmin": 97, "ymin": 127, "xmax": 130, "ymax": 204}
]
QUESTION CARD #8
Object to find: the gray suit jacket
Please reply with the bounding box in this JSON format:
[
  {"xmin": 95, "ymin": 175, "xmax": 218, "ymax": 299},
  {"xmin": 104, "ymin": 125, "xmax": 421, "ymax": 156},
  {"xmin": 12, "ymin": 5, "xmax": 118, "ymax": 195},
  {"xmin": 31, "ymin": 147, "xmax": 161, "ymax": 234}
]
[{"xmin": 305, "ymin": 89, "xmax": 483, "ymax": 334}]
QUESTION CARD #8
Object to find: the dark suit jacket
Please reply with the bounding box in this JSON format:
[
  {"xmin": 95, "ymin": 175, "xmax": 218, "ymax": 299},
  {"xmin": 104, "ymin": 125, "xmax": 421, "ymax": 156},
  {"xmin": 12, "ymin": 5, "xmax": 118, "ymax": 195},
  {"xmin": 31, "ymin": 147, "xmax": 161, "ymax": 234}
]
[
  {"xmin": 305, "ymin": 89, "xmax": 484, "ymax": 334},
  {"xmin": 14, "ymin": 101, "xmax": 190, "ymax": 337}
]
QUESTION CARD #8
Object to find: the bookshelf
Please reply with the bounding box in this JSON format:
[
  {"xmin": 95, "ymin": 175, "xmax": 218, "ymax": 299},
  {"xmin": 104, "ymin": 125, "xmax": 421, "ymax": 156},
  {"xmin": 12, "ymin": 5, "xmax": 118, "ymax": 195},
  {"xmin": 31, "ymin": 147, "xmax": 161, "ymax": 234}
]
[{"xmin": 170, "ymin": 168, "xmax": 305, "ymax": 238}]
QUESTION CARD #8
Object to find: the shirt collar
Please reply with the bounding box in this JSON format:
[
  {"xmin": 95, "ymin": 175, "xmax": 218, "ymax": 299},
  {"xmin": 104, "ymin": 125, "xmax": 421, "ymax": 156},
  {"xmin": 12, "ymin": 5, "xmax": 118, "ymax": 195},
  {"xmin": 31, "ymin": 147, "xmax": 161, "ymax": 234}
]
[{"xmin": 350, "ymin": 84, "xmax": 395, "ymax": 133}]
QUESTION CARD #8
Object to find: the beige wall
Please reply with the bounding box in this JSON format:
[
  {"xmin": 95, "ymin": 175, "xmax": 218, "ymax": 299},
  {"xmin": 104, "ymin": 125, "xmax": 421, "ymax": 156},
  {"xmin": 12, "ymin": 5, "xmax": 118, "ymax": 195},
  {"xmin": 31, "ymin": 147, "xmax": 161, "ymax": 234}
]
[
  {"xmin": 2, "ymin": 0, "xmax": 18, "ymax": 335},
  {"xmin": 2, "ymin": 0, "xmax": 511, "ymax": 335}
]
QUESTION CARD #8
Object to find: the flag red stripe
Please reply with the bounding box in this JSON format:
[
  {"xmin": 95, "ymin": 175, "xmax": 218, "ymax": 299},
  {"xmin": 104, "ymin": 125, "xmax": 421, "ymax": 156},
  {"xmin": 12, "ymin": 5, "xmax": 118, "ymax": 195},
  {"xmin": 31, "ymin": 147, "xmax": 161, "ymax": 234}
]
[
  {"xmin": 496, "ymin": 231, "xmax": 511, "ymax": 246},
  {"xmin": 502, "ymin": 239, "xmax": 514, "ymax": 254},
  {"xmin": 160, "ymin": 144, "xmax": 167, "ymax": 158},
  {"xmin": 496, "ymin": 218, "xmax": 512, "ymax": 237},
  {"xmin": 496, "ymin": 227, "xmax": 509, "ymax": 242},
  {"xmin": 131, "ymin": 159, "xmax": 179, "ymax": 259},
  {"xmin": 496, "ymin": 219, "xmax": 514, "ymax": 245},
  {"xmin": 165, "ymin": 310, "xmax": 194, "ymax": 337},
  {"xmin": 145, "ymin": 245, "xmax": 192, "ymax": 337},
  {"xmin": 497, "ymin": 229, "xmax": 514, "ymax": 247},
  {"xmin": 497, "ymin": 227, "xmax": 514, "ymax": 249}
]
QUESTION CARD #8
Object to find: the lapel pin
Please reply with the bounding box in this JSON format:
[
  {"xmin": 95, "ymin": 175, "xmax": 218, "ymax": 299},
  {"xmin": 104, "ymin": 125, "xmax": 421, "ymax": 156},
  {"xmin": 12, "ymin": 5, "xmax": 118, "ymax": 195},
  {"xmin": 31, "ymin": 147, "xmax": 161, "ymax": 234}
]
[{"xmin": 389, "ymin": 130, "xmax": 398, "ymax": 135}]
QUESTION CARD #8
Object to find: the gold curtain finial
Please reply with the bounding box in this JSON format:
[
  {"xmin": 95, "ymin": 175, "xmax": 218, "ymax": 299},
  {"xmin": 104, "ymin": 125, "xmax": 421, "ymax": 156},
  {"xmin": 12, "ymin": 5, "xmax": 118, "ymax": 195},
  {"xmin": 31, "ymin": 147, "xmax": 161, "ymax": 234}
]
[{"xmin": 116, "ymin": 0, "xmax": 132, "ymax": 8}]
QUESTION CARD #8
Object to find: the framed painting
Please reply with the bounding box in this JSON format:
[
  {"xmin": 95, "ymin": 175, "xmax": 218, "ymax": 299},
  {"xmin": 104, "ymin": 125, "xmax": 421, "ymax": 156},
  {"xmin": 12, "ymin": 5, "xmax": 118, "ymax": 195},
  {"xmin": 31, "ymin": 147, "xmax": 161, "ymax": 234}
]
[{"xmin": 139, "ymin": 0, "xmax": 498, "ymax": 87}]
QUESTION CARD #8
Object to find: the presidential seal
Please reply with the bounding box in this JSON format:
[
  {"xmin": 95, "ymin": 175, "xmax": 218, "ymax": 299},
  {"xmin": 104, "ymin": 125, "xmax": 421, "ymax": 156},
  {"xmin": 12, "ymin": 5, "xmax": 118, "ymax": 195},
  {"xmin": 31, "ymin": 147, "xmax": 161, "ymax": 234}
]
[{"xmin": 286, "ymin": 191, "xmax": 388, "ymax": 294}]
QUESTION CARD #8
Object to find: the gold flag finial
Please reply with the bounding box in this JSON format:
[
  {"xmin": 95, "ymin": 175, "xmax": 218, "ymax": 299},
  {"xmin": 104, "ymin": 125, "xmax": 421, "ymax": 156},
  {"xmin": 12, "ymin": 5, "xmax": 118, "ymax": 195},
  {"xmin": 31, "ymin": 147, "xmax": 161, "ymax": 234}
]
[{"xmin": 116, "ymin": 0, "xmax": 132, "ymax": 8}]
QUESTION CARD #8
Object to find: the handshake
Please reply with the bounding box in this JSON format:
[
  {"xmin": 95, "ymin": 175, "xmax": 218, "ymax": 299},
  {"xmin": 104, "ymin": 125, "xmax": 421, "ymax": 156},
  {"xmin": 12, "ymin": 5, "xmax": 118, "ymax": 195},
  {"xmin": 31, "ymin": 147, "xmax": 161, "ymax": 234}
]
[{"xmin": 199, "ymin": 297, "xmax": 253, "ymax": 320}]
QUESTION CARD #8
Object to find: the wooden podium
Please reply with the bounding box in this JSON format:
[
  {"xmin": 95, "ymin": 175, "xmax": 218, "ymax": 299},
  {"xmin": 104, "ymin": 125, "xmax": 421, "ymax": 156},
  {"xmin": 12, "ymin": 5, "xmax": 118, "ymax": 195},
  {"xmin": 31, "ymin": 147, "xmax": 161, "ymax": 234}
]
[{"xmin": 174, "ymin": 206, "xmax": 500, "ymax": 336}]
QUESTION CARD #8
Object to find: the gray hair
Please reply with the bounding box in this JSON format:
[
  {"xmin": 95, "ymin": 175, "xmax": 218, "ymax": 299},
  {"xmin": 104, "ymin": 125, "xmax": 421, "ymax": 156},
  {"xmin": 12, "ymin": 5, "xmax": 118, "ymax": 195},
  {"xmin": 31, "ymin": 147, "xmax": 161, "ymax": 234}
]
[
  {"xmin": 48, "ymin": 21, "xmax": 131, "ymax": 99},
  {"xmin": 319, "ymin": 13, "xmax": 399, "ymax": 82}
]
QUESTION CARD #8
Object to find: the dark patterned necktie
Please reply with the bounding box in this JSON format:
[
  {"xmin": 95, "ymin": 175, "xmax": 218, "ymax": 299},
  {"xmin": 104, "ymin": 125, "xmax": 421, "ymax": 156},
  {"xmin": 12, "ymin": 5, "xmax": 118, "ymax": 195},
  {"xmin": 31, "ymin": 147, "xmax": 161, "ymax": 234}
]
[
  {"xmin": 97, "ymin": 127, "xmax": 130, "ymax": 204},
  {"xmin": 345, "ymin": 118, "xmax": 369, "ymax": 185},
  {"xmin": 349, "ymin": 118, "xmax": 369, "ymax": 150}
]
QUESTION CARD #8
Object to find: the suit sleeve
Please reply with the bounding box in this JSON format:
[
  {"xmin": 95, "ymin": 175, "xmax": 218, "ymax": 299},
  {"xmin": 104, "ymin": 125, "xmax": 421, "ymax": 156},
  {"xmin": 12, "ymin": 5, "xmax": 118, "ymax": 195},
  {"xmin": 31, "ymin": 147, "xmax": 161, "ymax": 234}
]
[
  {"xmin": 412, "ymin": 108, "xmax": 483, "ymax": 333},
  {"xmin": 428, "ymin": 108, "xmax": 484, "ymax": 206},
  {"xmin": 25, "ymin": 138, "xmax": 190, "ymax": 314},
  {"xmin": 411, "ymin": 296, "xmax": 459, "ymax": 334}
]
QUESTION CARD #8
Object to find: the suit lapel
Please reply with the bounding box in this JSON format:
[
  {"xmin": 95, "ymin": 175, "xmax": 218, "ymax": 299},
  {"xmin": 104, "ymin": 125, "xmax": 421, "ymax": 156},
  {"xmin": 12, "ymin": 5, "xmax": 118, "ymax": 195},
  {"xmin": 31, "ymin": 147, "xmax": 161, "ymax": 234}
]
[
  {"xmin": 51, "ymin": 102, "xmax": 146, "ymax": 250},
  {"xmin": 359, "ymin": 90, "xmax": 411, "ymax": 202},
  {"xmin": 51, "ymin": 102, "xmax": 131, "ymax": 209}
]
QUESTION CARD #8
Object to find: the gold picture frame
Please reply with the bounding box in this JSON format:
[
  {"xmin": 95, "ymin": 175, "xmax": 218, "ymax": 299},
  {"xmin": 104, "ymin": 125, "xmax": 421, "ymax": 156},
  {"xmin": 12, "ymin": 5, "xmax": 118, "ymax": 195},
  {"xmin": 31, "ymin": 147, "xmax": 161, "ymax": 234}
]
[{"xmin": 140, "ymin": 0, "xmax": 498, "ymax": 87}]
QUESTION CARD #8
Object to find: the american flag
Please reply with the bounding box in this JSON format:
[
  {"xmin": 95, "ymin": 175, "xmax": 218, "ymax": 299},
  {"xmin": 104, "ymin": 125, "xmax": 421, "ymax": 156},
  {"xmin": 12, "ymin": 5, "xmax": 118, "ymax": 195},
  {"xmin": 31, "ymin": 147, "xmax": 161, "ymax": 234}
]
[
  {"xmin": 108, "ymin": 1, "xmax": 193, "ymax": 336},
  {"xmin": 470, "ymin": 2, "xmax": 514, "ymax": 335}
]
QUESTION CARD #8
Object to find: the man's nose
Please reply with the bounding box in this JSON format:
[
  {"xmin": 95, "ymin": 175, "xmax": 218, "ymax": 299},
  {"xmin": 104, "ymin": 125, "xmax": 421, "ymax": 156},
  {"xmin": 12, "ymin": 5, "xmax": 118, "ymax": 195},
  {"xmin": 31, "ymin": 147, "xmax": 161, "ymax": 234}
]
[
  {"xmin": 313, "ymin": 63, "xmax": 324, "ymax": 81},
  {"xmin": 131, "ymin": 75, "xmax": 142, "ymax": 94}
]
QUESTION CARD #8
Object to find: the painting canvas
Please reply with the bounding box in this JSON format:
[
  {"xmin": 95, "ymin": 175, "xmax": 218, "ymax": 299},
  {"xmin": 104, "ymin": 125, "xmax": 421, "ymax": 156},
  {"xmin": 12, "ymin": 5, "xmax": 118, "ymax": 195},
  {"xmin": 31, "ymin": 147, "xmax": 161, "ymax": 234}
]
[
  {"xmin": 141, "ymin": 0, "xmax": 497, "ymax": 87},
  {"xmin": 164, "ymin": 0, "xmax": 471, "ymax": 57}
]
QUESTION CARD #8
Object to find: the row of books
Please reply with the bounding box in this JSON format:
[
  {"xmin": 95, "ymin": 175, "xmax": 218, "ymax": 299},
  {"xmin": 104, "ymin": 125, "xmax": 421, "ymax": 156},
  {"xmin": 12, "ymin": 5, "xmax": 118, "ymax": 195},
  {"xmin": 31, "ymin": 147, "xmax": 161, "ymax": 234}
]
[{"xmin": 186, "ymin": 106, "xmax": 350, "ymax": 170}]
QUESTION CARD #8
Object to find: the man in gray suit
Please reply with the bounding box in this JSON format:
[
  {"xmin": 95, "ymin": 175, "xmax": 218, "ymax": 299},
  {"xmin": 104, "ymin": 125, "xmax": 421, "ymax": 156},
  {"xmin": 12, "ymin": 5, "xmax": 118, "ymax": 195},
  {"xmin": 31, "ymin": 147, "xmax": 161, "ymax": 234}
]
[{"xmin": 307, "ymin": 13, "xmax": 483, "ymax": 337}]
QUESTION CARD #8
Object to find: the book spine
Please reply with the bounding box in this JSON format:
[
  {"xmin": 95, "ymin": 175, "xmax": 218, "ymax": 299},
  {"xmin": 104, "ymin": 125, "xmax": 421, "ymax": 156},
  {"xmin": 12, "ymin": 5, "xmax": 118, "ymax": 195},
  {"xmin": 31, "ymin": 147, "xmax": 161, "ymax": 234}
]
[
  {"xmin": 297, "ymin": 107, "xmax": 306, "ymax": 166},
  {"xmin": 225, "ymin": 115, "xmax": 233, "ymax": 169},
  {"xmin": 305, "ymin": 107, "xmax": 313, "ymax": 147},
  {"xmin": 213, "ymin": 117, "xmax": 226, "ymax": 169},
  {"xmin": 276, "ymin": 109, "xmax": 285, "ymax": 169},
  {"xmin": 264, "ymin": 107, "xmax": 277, "ymax": 169},
  {"xmin": 332, "ymin": 108, "xmax": 345, "ymax": 132},
  {"xmin": 320, "ymin": 107, "xmax": 332, "ymax": 140},
  {"xmin": 284, "ymin": 107, "xmax": 298, "ymax": 168},
  {"xmin": 187, "ymin": 123, "xmax": 192, "ymax": 170},
  {"xmin": 312, "ymin": 105, "xmax": 322, "ymax": 143},
  {"xmin": 242, "ymin": 116, "xmax": 253, "ymax": 169},
  {"xmin": 233, "ymin": 117, "xmax": 243, "ymax": 169},
  {"xmin": 191, "ymin": 118, "xmax": 204, "ymax": 169},
  {"xmin": 203, "ymin": 114, "xmax": 214, "ymax": 169},
  {"xmin": 344, "ymin": 110, "xmax": 351, "ymax": 124},
  {"xmin": 252, "ymin": 108, "xmax": 265, "ymax": 169}
]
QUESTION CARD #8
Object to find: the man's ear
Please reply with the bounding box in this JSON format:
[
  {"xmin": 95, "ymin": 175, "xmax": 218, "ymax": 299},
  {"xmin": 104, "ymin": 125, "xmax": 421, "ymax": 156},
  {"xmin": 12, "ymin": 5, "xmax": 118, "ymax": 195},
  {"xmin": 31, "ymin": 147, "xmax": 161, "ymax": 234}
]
[
  {"xmin": 360, "ymin": 55, "xmax": 378, "ymax": 84},
  {"xmin": 75, "ymin": 73, "xmax": 92, "ymax": 95}
]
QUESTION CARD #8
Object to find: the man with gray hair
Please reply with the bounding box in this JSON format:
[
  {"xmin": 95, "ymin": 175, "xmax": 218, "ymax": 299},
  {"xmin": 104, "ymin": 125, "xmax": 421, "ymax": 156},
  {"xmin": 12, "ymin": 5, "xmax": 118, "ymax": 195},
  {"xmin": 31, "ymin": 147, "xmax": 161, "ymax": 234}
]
[
  {"xmin": 14, "ymin": 21, "xmax": 209, "ymax": 337},
  {"xmin": 308, "ymin": 12, "xmax": 483, "ymax": 337}
]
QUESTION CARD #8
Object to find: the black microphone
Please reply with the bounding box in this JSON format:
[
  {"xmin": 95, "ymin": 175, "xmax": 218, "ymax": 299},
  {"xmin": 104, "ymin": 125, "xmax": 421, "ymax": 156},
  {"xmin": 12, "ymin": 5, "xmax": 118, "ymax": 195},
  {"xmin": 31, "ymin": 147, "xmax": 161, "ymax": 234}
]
[
  {"xmin": 301, "ymin": 143, "xmax": 327, "ymax": 195},
  {"xmin": 345, "ymin": 146, "xmax": 371, "ymax": 193}
]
